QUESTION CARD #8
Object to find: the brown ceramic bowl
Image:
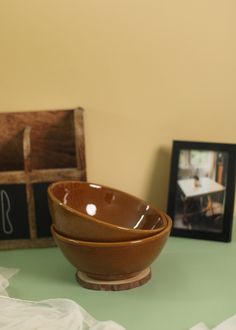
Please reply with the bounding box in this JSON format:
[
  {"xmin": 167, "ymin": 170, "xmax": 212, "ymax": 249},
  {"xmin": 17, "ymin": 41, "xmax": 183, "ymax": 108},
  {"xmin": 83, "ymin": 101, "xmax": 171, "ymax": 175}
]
[
  {"xmin": 51, "ymin": 215, "xmax": 172, "ymax": 281},
  {"xmin": 48, "ymin": 181, "xmax": 168, "ymax": 242}
]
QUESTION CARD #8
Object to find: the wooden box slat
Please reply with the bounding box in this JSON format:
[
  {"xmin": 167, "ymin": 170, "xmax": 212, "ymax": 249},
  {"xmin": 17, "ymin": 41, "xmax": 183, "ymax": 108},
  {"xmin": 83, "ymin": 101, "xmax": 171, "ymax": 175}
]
[
  {"xmin": 0, "ymin": 107, "xmax": 86, "ymax": 250},
  {"xmin": 0, "ymin": 237, "xmax": 55, "ymax": 250},
  {"xmin": 0, "ymin": 168, "xmax": 86, "ymax": 184},
  {"xmin": 0, "ymin": 109, "xmax": 80, "ymax": 171}
]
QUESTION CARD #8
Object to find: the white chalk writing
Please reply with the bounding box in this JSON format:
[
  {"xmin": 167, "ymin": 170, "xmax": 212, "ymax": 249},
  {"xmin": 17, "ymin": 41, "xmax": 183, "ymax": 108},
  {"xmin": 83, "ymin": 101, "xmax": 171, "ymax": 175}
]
[{"xmin": 1, "ymin": 190, "xmax": 13, "ymax": 235}]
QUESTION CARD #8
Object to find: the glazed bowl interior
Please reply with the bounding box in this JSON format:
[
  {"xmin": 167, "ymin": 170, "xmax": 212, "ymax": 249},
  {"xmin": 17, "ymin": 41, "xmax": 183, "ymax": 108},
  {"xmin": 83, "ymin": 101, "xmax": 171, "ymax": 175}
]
[{"xmin": 49, "ymin": 181, "xmax": 166, "ymax": 231}]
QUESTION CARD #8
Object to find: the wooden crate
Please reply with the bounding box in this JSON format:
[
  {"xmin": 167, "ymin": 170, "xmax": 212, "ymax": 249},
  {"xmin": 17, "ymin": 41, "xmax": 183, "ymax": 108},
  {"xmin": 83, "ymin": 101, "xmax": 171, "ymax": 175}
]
[{"xmin": 0, "ymin": 107, "xmax": 86, "ymax": 250}]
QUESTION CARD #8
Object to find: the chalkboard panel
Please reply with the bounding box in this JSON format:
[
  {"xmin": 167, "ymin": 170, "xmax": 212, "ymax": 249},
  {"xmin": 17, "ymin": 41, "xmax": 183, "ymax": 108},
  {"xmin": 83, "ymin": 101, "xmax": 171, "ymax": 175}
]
[
  {"xmin": 33, "ymin": 182, "xmax": 52, "ymax": 238},
  {"xmin": 0, "ymin": 184, "xmax": 29, "ymax": 240}
]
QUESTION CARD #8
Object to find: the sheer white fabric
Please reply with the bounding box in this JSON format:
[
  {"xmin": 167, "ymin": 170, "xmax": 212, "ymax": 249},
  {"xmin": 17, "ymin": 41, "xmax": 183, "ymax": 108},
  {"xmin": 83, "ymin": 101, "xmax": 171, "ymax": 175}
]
[
  {"xmin": 0, "ymin": 266, "xmax": 19, "ymax": 296},
  {"xmin": 0, "ymin": 267, "xmax": 125, "ymax": 330},
  {"xmin": 189, "ymin": 315, "xmax": 236, "ymax": 330},
  {"xmin": 189, "ymin": 323, "xmax": 210, "ymax": 330}
]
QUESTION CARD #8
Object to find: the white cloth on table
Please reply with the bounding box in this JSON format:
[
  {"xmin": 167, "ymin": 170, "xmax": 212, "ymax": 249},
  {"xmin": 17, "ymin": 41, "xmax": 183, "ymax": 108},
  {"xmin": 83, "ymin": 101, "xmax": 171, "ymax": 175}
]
[
  {"xmin": 4, "ymin": 266, "xmax": 236, "ymax": 330},
  {"xmin": 189, "ymin": 315, "xmax": 236, "ymax": 330},
  {"xmin": 0, "ymin": 267, "xmax": 125, "ymax": 330},
  {"xmin": 189, "ymin": 322, "xmax": 210, "ymax": 330},
  {"xmin": 0, "ymin": 266, "xmax": 19, "ymax": 296}
]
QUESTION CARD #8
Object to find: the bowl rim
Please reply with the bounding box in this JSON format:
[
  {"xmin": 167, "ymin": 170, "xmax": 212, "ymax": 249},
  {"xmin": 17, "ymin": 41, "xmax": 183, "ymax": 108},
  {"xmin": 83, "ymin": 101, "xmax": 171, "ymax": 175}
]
[
  {"xmin": 51, "ymin": 214, "xmax": 172, "ymax": 247},
  {"xmin": 48, "ymin": 180, "xmax": 169, "ymax": 234}
]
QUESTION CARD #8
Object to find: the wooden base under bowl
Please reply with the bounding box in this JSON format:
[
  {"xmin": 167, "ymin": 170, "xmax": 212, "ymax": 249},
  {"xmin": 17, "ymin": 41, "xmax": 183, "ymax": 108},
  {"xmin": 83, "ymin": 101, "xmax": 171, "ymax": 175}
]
[{"xmin": 75, "ymin": 267, "xmax": 151, "ymax": 291}]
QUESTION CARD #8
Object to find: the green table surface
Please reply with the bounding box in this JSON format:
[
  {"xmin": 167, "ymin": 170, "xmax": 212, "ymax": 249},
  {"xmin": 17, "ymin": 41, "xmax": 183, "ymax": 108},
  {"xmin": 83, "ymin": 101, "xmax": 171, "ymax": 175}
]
[{"xmin": 1, "ymin": 222, "xmax": 236, "ymax": 330}]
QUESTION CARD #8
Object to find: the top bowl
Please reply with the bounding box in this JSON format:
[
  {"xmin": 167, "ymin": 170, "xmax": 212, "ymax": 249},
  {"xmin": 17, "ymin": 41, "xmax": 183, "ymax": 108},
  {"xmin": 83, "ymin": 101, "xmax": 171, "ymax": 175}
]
[{"xmin": 48, "ymin": 180, "xmax": 169, "ymax": 242}]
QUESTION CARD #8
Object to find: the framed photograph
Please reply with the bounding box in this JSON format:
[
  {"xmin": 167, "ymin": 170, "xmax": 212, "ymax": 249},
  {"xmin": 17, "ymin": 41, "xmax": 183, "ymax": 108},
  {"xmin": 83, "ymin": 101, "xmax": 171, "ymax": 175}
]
[{"xmin": 167, "ymin": 141, "xmax": 236, "ymax": 242}]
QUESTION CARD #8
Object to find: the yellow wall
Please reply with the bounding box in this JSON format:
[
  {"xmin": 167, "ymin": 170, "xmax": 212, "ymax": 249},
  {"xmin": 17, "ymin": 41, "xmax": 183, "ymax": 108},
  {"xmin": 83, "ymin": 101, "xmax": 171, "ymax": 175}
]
[{"xmin": 0, "ymin": 0, "xmax": 235, "ymax": 212}]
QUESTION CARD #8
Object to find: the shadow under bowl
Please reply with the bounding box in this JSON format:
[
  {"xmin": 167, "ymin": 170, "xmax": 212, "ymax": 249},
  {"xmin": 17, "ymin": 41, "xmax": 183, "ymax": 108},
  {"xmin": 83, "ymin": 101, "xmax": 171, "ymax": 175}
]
[
  {"xmin": 51, "ymin": 215, "xmax": 172, "ymax": 281},
  {"xmin": 48, "ymin": 180, "xmax": 169, "ymax": 242}
]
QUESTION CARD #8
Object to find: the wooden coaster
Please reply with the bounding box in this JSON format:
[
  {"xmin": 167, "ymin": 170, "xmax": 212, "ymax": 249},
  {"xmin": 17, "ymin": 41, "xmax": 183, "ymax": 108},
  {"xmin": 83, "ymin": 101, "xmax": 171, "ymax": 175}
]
[{"xmin": 75, "ymin": 268, "xmax": 151, "ymax": 291}]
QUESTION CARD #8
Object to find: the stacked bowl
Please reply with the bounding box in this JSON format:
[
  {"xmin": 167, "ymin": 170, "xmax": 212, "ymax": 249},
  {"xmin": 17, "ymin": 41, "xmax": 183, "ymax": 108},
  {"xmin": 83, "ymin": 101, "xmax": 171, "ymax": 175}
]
[{"xmin": 48, "ymin": 181, "xmax": 172, "ymax": 289}]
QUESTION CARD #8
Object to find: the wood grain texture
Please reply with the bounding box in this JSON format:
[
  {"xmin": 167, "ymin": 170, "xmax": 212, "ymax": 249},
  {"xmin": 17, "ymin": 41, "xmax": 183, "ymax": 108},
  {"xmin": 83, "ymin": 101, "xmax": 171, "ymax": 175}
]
[
  {"xmin": 0, "ymin": 109, "xmax": 78, "ymax": 171},
  {"xmin": 74, "ymin": 108, "xmax": 87, "ymax": 180},
  {"xmin": 0, "ymin": 237, "xmax": 55, "ymax": 250},
  {"xmin": 76, "ymin": 268, "xmax": 151, "ymax": 291},
  {"xmin": 23, "ymin": 126, "xmax": 37, "ymax": 239},
  {"xmin": 0, "ymin": 108, "xmax": 86, "ymax": 250},
  {"xmin": 23, "ymin": 127, "xmax": 32, "ymax": 172},
  {"xmin": 0, "ymin": 168, "xmax": 86, "ymax": 184}
]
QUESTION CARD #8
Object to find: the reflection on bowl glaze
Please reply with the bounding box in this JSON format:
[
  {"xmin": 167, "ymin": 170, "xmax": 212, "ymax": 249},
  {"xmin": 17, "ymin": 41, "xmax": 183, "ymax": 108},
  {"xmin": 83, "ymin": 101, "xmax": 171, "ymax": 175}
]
[{"xmin": 48, "ymin": 181, "xmax": 170, "ymax": 242}]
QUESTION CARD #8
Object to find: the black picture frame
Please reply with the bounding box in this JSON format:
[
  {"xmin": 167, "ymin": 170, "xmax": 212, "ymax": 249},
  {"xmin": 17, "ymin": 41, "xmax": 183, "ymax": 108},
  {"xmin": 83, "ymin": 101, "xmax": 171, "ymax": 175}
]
[{"xmin": 167, "ymin": 140, "xmax": 236, "ymax": 242}]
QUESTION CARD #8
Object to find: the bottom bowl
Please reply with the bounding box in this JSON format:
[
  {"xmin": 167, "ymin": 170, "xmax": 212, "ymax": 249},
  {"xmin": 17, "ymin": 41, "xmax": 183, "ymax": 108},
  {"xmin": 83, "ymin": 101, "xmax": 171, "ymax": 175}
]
[{"xmin": 51, "ymin": 215, "xmax": 172, "ymax": 282}]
